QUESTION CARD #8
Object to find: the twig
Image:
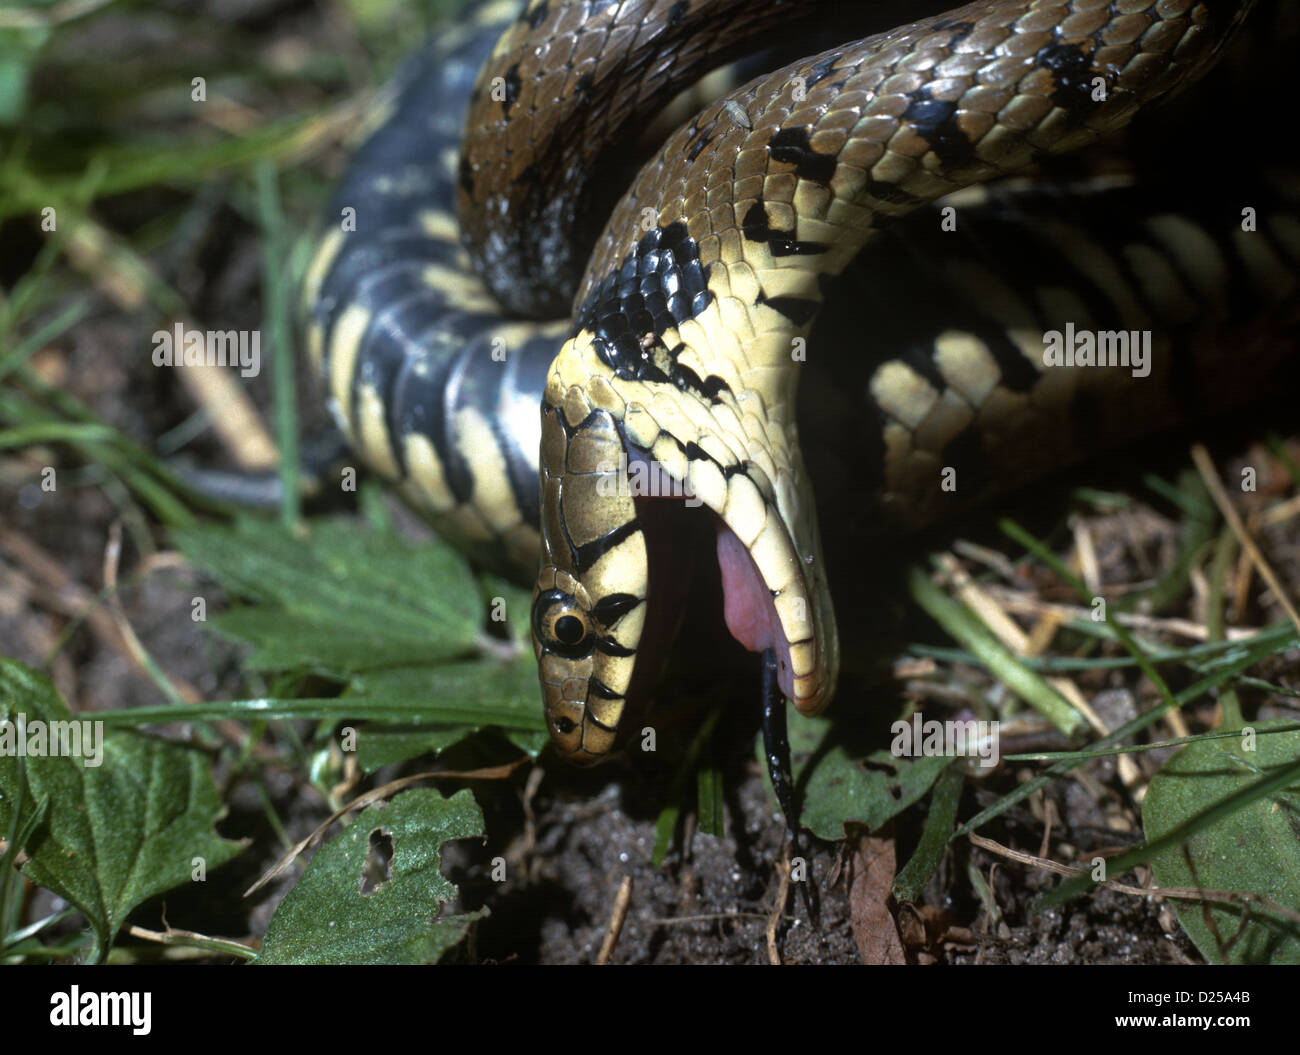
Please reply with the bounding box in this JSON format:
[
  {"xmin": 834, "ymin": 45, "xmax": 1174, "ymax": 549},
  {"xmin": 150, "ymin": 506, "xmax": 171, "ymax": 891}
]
[
  {"xmin": 645, "ymin": 912, "xmax": 773, "ymax": 926},
  {"xmin": 969, "ymin": 833, "xmax": 1300, "ymax": 924},
  {"xmin": 1191, "ymin": 443, "xmax": 1300, "ymax": 636},
  {"xmin": 596, "ymin": 876, "xmax": 633, "ymax": 965},
  {"xmin": 766, "ymin": 854, "xmax": 792, "ymax": 965}
]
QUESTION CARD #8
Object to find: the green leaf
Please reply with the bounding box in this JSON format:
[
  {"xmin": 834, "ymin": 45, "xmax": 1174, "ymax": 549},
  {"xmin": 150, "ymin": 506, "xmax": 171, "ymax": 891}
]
[
  {"xmin": 355, "ymin": 726, "xmax": 548, "ymax": 771},
  {"xmin": 763, "ymin": 710, "xmax": 954, "ymax": 841},
  {"xmin": 697, "ymin": 764, "xmax": 724, "ymax": 837},
  {"xmin": 347, "ymin": 660, "xmax": 548, "ymax": 731},
  {"xmin": 893, "ymin": 765, "xmax": 964, "ymax": 902},
  {"xmin": 174, "ymin": 517, "xmax": 482, "ymax": 673},
  {"xmin": 348, "ymin": 658, "xmax": 550, "ymax": 771},
  {"xmin": 354, "ymin": 727, "xmax": 482, "ymax": 772},
  {"xmin": 1142, "ymin": 719, "xmax": 1300, "ymax": 964},
  {"xmin": 255, "ymin": 788, "xmax": 485, "ymax": 964},
  {"xmin": 0, "ymin": 659, "xmax": 243, "ymax": 961},
  {"xmin": 171, "ymin": 519, "xmax": 552, "ymax": 765}
]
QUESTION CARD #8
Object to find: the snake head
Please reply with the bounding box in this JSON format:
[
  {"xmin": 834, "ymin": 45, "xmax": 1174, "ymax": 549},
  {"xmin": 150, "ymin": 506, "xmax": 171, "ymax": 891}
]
[
  {"xmin": 532, "ymin": 383, "xmax": 650, "ymax": 764},
  {"xmin": 533, "ymin": 330, "xmax": 840, "ymax": 763}
]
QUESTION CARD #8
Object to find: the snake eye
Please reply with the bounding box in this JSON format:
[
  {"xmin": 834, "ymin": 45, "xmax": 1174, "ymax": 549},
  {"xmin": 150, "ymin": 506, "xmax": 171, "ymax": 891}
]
[
  {"xmin": 553, "ymin": 716, "xmax": 576, "ymax": 735},
  {"xmin": 554, "ymin": 615, "xmax": 584, "ymax": 645},
  {"xmin": 533, "ymin": 589, "xmax": 594, "ymax": 659}
]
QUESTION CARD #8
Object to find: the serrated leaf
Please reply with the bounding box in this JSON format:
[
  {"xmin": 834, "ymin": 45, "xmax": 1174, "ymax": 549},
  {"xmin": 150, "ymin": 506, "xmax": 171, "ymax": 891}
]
[
  {"xmin": 255, "ymin": 788, "xmax": 484, "ymax": 964},
  {"xmin": 211, "ymin": 607, "xmax": 456, "ymax": 672},
  {"xmin": 0, "ymin": 659, "xmax": 243, "ymax": 961},
  {"xmin": 1142, "ymin": 719, "xmax": 1300, "ymax": 964},
  {"xmin": 174, "ymin": 517, "xmax": 481, "ymax": 673},
  {"xmin": 762, "ymin": 709, "xmax": 953, "ymax": 841}
]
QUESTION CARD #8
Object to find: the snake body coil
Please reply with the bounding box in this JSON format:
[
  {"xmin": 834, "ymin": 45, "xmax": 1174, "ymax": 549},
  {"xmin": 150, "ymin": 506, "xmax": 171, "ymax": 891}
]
[{"xmin": 305, "ymin": 1, "xmax": 1298, "ymax": 775}]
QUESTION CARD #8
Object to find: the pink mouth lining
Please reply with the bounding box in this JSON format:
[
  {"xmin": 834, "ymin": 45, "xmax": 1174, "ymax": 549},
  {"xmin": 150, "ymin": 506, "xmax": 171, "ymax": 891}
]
[
  {"xmin": 716, "ymin": 523, "xmax": 796, "ymax": 701},
  {"xmin": 622, "ymin": 445, "xmax": 798, "ymax": 703}
]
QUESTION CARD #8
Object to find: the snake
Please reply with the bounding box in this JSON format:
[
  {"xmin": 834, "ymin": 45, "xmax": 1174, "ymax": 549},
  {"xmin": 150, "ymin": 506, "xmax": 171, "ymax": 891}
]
[{"xmin": 303, "ymin": 0, "xmax": 1298, "ymax": 828}]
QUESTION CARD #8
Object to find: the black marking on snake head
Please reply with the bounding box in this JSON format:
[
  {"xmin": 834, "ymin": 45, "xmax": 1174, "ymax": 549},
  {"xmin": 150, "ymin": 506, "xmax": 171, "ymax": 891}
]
[
  {"xmin": 458, "ymin": 155, "xmax": 474, "ymax": 195},
  {"xmin": 587, "ymin": 677, "xmax": 625, "ymax": 701},
  {"xmin": 768, "ymin": 127, "xmax": 835, "ymax": 186},
  {"xmin": 501, "ymin": 63, "xmax": 522, "ymax": 116},
  {"xmin": 514, "ymin": 162, "xmax": 541, "ymax": 187},
  {"xmin": 668, "ymin": 0, "xmax": 689, "ymax": 24},
  {"xmin": 742, "ymin": 201, "xmax": 829, "ymax": 257},
  {"xmin": 575, "ymin": 71, "xmax": 595, "ymax": 95},
  {"xmin": 596, "ymin": 636, "xmax": 636, "ymax": 658},
  {"xmin": 903, "ymin": 88, "xmax": 975, "ymax": 165},
  {"xmin": 584, "ymin": 710, "xmax": 617, "ymax": 733},
  {"xmin": 592, "ymin": 593, "xmax": 642, "ymax": 628},
  {"xmin": 572, "ymin": 517, "xmax": 640, "ymax": 574},
  {"xmin": 578, "ymin": 222, "xmax": 713, "ymax": 382},
  {"xmin": 1036, "ymin": 42, "xmax": 1103, "ymax": 124}
]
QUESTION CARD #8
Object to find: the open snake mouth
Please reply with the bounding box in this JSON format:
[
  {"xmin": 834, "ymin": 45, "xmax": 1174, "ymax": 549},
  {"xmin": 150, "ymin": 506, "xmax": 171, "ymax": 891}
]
[
  {"xmin": 537, "ymin": 434, "xmax": 801, "ymax": 762},
  {"xmin": 625, "ymin": 445, "xmax": 799, "ymax": 709}
]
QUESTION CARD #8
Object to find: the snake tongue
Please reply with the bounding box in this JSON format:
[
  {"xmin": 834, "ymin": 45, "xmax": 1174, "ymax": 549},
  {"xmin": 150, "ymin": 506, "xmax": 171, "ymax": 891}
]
[{"xmin": 716, "ymin": 524, "xmax": 795, "ymax": 701}]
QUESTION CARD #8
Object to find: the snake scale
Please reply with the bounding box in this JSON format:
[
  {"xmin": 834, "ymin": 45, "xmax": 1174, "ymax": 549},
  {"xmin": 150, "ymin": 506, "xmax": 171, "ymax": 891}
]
[{"xmin": 303, "ymin": 0, "xmax": 1299, "ymax": 825}]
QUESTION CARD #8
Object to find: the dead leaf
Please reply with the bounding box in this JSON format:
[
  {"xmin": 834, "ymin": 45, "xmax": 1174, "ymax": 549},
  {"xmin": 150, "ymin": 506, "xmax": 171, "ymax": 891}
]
[
  {"xmin": 847, "ymin": 826, "xmax": 905, "ymax": 964},
  {"xmin": 898, "ymin": 903, "xmax": 964, "ymax": 950}
]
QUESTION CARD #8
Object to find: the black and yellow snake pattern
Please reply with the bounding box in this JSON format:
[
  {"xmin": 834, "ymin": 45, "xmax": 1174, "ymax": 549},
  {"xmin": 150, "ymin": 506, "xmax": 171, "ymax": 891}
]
[{"xmin": 304, "ymin": 1, "xmax": 1299, "ymax": 794}]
